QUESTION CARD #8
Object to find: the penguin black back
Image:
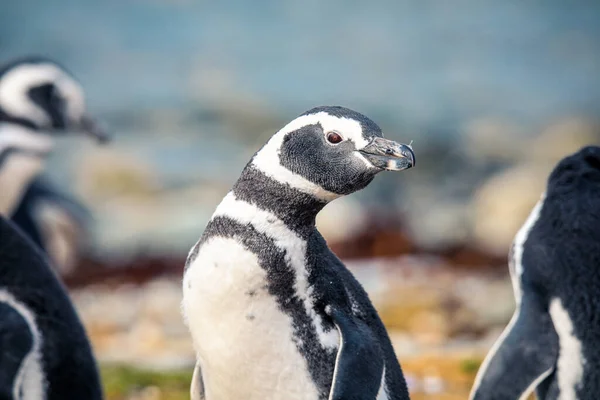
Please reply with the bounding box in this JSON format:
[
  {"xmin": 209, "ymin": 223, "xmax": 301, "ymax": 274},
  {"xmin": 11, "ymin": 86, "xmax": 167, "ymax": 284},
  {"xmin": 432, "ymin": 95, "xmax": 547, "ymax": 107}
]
[
  {"xmin": 0, "ymin": 216, "xmax": 102, "ymax": 399},
  {"xmin": 470, "ymin": 145, "xmax": 600, "ymax": 400},
  {"xmin": 532, "ymin": 145, "xmax": 600, "ymax": 289},
  {"xmin": 527, "ymin": 146, "xmax": 600, "ymax": 398}
]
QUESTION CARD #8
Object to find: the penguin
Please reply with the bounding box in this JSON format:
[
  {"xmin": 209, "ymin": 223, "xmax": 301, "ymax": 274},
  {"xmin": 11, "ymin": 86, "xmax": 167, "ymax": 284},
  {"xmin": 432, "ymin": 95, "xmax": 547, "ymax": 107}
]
[
  {"xmin": 182, "ymin": 106, "xmax": 416, "ymax": 400},
  {"xmin": 0, "ymin": 215, "xmax": 103, "ymax": 399},
  {"xmin": 469, "ymin": 145, "xmax": 600, "ymax": 400},
  {"xmin": 0, "ymin": 56, "xmax": 108, "ymax": 272}
]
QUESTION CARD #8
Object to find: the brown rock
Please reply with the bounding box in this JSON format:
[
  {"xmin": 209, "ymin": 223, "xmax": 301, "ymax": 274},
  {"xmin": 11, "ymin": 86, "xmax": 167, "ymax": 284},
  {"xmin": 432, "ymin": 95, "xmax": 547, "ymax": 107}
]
[
  {"xmin": 531, "ymin": 117, "xmax": 600, "ymax": 164},
  {"xmin": 407, "ymin": 311, "xmax": 449, "ymax": 346},
  {"xmin": 471, "ymin": 164, "xmax": 548, "ymax": 256},
  {"xmin": 462, "ymin": 117, "xmax": 528, "ymax": 163}
]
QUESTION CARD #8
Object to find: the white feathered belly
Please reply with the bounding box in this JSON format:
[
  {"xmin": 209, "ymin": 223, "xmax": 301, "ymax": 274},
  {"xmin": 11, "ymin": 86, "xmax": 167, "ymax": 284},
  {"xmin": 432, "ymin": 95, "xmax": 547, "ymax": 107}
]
[{"xmin": 182, "ymin": 237, "xmax": 324, "ymax": 400}]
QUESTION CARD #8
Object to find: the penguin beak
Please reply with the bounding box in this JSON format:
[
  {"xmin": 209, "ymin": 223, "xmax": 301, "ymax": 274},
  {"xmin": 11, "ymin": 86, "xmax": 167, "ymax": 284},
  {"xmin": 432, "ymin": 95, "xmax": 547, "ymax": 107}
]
[
  {"xmin": 78, "ymin": 115, "xmax": 111, "ymax": 144},
  {"xmin": 359, "ymin": 137, "xmax": 415, "ymax": 171}
]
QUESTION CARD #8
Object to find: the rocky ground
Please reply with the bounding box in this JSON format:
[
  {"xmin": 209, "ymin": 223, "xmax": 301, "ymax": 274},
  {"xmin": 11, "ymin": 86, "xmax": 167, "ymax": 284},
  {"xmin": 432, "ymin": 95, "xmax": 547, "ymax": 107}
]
[{"xmin": 70, "ymin": 255, "xmax": 515, "ymax": 399}]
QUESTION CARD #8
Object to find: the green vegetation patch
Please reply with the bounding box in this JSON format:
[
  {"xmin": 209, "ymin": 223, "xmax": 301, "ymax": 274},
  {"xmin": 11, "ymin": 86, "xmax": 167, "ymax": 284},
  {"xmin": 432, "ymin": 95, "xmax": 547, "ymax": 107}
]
[{"xmin": 100, "ymin": 364, "xmax": 192, "ymax": 400}]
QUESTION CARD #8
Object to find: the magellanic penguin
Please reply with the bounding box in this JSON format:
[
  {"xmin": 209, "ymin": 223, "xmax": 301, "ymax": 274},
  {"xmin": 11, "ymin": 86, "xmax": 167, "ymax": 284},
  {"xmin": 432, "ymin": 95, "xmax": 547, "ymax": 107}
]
[
  {"xmin": 0, "ymin": 56, "xmax": 109, "ymax": 273},
  {"xmin": 0, "ymin": 215, "xmax": 103, "ymax": 399},
  {"xmin": 182, "ymin": 106, "xmax": 416, "ymax": 400},
  {"xmin": 469, "ymin": 145, "xmax": 600, "ymax": 400}
]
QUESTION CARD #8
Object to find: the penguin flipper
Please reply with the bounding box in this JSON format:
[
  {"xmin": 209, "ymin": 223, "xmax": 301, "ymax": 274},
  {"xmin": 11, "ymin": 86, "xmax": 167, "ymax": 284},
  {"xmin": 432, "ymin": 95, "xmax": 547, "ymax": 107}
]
[
  {"xmin": 327, "ymin": 306, "xmax": 384, "ymax": 400},
  {"xmin": 0, "ymin": 301, "xmax": 35, "ymax": 399},
  {"xmin": 469, "ymin": 291, "xmax": 559, "ymax": 400},
  {"xmin": 536, "ymin": 370, "xmax": 559, "ymax": 400},
  {"xmin": 190, "ymin": 362, "xmax": 205, "ymax": 400}
]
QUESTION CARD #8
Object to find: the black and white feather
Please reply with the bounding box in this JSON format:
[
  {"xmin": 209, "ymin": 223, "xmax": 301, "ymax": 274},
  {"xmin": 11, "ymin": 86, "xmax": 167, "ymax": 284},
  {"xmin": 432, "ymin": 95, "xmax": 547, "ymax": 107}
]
[
  {"xmin": 470, "ymin": 145, "xmax": 600, "ymax": 400},
  {"xmin": 182, "ymin": 106, "xmax": 415, "ymax": 400},
  {"xmin": 0, "ymin": 216, "xmax": 102, "ymax": 399},
  {"xmin": 0, "ymin": 56, "xmax": 107, "ymax": 273}
]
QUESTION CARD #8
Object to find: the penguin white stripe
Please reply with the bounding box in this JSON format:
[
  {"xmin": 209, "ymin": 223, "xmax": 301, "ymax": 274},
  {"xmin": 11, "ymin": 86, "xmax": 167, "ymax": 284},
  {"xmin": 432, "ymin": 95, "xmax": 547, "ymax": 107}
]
[
  {"xmin": 0, "ymin": 125, "xmax": 54, "ymax": 154},
  {"xmin": 376, "ymin": 366, "xmax": 389, "ymax": 400},
  {"xmin": 0, "ymin": 125, "xmax": 53, "ymax": 216},
  {"xmin": 511, "ymin": 193, "xmax": 546, "ymax": 302},
  {"xmin": 0, "ymin": 64, "xmax": 52, "ymax": 126},
  {"xmin": 470, "ymin": 193, "xmax": 546, "ymax": 398},
  {"xmin": 328, "ymin": 326, "xmax": 388, "ymax": 400},
  {"xmin": 549, "ymin": 298, "xmax": 585, "ymax": 400},
  {"xmin": 518, "ymin": 367, "xmax": 554, "ymax": 400},
  {"xmin": 0, "ymin": 289, "xmax": 46, "ymax": 400},
  {"xmin": 251, "ymin": 112, "xmax": 371, "ymax": 202},
  {"xmin": 212, "ymin": 192, "xmax": 339, "ymax": 349},
  {"xmin": 314, "ymin": 113, "xmax": 370, "ymax": 149},
  {"xmin": 328, "ymin": 321, "xmax": 344, "ymax": 400},
  {"xmin": 0, "ymin": 63, "xmax": 85, "ymax": 127},
  {"xmin": 469, "ymin": 308, "xmax": 520, "ymax": 399}
]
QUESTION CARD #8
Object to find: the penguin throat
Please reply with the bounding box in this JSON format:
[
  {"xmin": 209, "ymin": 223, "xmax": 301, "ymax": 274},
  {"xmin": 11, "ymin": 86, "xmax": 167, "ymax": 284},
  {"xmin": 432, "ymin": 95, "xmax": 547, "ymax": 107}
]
[
  {"xmin": 0, "ymin": 109, "xmax": 43, "ymax": 131},
  {"xmin": 232, "ymin": 165, "xmax": 328, "ymax": 235}
]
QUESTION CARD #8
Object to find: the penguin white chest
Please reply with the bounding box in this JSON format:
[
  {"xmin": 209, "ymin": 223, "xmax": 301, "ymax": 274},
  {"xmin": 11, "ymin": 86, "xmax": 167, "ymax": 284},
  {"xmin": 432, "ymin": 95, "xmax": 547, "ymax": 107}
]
[
  {"xmin": 0, "ymin": 154, "xmax": 44, "ymax": 215},
  {"xmin": 182, "ymin": 236, "xmax": 323, "ymax": 400}
]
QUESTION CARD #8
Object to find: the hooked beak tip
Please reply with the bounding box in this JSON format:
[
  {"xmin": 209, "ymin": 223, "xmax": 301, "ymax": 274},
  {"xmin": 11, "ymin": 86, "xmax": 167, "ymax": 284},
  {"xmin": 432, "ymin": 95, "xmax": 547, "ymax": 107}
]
[
  {"xmin": 93, "ymin": 131, "xmax": 112, "ymax": 145},
  {"xmin": 79, "ymin": 115, "xmax": 111, "ymax": 145},
  {"xmin": 359, "ymin": 137, "xmax": 415, "ymax": 171},
  {"xmin": 400, "ymin": 144, "xmax": 415, "ymax": 168}
]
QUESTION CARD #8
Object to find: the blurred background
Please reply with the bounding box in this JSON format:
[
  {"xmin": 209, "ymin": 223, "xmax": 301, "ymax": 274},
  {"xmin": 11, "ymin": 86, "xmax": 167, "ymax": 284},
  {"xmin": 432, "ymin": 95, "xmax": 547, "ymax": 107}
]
[{"xmin": 2, "ymin": 1, "xmax": 600, "ymax": 399}]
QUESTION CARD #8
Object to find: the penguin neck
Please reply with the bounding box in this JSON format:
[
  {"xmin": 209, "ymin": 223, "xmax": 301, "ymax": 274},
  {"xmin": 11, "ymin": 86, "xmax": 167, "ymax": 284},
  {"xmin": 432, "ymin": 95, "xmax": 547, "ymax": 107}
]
[
  {"xmin": 0, "ymin": 123, "xmax": 53, "ymax": 216},
  {"xmin": 231, "ymin": 165, "xmax": 329, "ymax": 237},
  {"xmin": 0, "ymin": 108, "xmax": 44, "ymax": 131}
]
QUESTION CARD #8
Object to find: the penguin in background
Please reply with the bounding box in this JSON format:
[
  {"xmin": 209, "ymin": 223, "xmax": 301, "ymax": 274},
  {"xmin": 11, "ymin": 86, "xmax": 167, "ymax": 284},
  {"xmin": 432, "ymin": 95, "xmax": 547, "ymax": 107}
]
[
  {"xmin": 0, "ymin": 215, "xmax": 103, "ymax": 399},
  {"xmin": 182, "ymin": 106, "xmax": 415, "ymax": 400},
  {"xmin": 470, "ymin": 145, "xmax": 600, "ymax": 400},
  {"xmin": 0, "ymin": 56, "xmax": 109, "ymax": 274}
]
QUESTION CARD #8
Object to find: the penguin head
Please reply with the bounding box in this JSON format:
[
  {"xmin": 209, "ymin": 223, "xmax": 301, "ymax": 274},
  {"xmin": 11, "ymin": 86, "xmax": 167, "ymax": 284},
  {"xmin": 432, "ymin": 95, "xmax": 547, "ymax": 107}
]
[
  {"xmin": 547, "ymin": 145, "xmax": 600, "ymax": 195},
  {"xmin": 251, "ymin": 106, "xmax": 415, "ymax": 200},
  {"xmin": 0, "ymin": 56, "xmax": 109, "ymax": 143}
]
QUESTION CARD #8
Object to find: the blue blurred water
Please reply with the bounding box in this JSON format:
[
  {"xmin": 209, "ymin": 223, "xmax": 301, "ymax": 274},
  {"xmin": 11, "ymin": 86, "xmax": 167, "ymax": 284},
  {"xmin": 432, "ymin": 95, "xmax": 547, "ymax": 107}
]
[
  {"xmin": 2, "ymin": 0, "xmax": 599, "ymax": 131},
  {"xmin": 2, "ymin": 0, "xmax": 599, "ymax": 255}
]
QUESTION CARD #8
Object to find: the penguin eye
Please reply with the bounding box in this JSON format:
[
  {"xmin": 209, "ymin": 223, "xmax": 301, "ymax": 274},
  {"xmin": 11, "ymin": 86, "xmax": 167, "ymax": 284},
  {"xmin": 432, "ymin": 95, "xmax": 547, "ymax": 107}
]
[{"xmin": 326, "ymin": 131, "xmax": 343, "ymax": 144}]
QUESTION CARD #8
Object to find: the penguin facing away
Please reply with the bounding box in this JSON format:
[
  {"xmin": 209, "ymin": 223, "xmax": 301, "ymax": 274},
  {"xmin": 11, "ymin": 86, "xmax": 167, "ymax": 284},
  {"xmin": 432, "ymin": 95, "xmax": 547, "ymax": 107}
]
[
  {"xmin": 469, "ymin": 145, "xmax": 600, "ymax": 400},
  {"xmin": 182, "ymin": 106, "xmax": 415, "ymax": 400},
  {"xmin": 0, "ymin": 216, "xmax": 103, "ymax": 400},
  {"xmin": 0, "ymin": 56, "xmax": 109, "ymax": 271}
]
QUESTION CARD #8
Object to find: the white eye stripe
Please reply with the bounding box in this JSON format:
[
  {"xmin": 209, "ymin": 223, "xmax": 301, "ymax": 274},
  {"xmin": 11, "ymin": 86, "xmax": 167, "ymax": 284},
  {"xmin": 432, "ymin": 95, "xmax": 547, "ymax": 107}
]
[
  {"xmin": 273, "ymin": 113, "xmax": 369, "ymax": 148},
  {"xmin": 314, "ymin": 114, "xmax": 370, "ymax": 149},
  {"xmin": 0, "ymin": 124, "xmax": 54, "ymax": 154},
  {"xmin": 0, "ymin": 63, "xmax": 85, "ymax": 126},
  {"xmin": 55, "ymin": 75, "xmax": 85, "ymax": 122}
]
